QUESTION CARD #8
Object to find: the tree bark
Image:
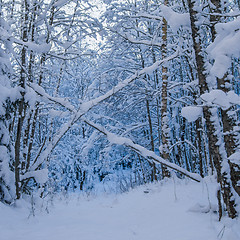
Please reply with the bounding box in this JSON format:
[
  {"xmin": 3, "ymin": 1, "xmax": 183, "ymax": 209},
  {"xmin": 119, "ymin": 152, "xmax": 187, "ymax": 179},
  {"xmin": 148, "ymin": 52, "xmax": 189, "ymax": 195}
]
[
  {"xmin": 187, "ymin": 0, "xmax": 237, "ymax": 218},
  {"xmin": 14, "ymin": 0, "xmax": 30, "ymax": 199},
  {"xmin": 210, "ymin": 0, "xmax": 240, "ymax": 198},
  {"xmin": 160, "ymin": 0, "xmax": 170, "ymax": 178}
]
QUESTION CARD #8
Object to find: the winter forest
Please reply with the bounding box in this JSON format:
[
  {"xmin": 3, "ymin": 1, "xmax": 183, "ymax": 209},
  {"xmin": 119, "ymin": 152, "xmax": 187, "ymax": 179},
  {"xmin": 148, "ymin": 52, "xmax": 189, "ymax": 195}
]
[{"xmin": 0, "ymin": 0, "xmax": 240, "ymax": 239}]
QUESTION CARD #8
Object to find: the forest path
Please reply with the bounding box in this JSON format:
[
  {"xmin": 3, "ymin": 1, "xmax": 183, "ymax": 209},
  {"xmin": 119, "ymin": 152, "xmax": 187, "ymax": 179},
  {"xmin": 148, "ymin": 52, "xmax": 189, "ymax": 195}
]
[{"xmin": 1, "ymin": 179, "xmax": 239, "ymax": 240}]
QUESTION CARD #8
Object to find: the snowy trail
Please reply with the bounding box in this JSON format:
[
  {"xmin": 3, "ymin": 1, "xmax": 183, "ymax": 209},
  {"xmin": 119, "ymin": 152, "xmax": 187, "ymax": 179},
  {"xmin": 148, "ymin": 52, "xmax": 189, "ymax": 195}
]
[{"xmin": 0, "ymin": 179, "xmax": 239, "ymax": 240}]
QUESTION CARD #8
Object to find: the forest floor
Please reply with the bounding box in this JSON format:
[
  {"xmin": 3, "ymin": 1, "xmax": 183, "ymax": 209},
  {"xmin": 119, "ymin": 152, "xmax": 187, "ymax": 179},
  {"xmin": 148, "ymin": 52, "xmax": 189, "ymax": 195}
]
[{"xmin": 0, "ymin": 177, "xmax": 240, "ymax": 240}]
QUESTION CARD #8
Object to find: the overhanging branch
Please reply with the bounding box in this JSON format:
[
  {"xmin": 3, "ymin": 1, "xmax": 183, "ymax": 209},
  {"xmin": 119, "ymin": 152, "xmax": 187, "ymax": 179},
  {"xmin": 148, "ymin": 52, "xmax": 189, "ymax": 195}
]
[{"xmin": 84, "ymin": 118, "xmax": 202, "ymax": 183}]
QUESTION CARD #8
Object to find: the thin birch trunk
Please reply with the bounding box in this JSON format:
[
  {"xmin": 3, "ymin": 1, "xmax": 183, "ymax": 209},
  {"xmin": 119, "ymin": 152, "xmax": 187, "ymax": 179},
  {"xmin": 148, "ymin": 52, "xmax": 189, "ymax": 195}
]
[{"xmin": 160, "ymin": 0, "xmax": 170, "ymax": 178}]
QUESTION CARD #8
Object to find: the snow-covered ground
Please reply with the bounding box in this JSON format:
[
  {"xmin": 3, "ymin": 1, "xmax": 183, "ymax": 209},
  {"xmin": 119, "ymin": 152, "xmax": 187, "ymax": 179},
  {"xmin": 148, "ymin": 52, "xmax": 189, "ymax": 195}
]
[{"xmin": 0, "ymin": 178, "xmax": 239, "ymax": 240}]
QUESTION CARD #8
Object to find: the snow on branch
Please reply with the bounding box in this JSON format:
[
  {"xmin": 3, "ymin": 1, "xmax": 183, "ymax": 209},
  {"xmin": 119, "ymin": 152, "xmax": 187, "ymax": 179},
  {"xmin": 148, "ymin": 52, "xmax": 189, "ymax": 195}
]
[
  {"xmin": 207, "ymin": 17, "xmax": 240, "ymax": 78},
  {"xmin": 13, "ymin": 38, "xmax": 51, "ymax": 53},
  {"xmin": 131, "ymin": 5, "xmax": 190, "ymax": 33},
  {"xmin": 159, "ymin": 5, "xmax": 190, "ymax": 32},
  {"xmin": 53, "ymin": 0, "xmax": 71, "ymax": 8},
  {"xmin": 201, "ymin": 11, "xmax": 240, "ymax": 18},
  {"xmin": 28, "ymin": 83, "xmax": 76, "ymax": 112},
  {"xmin": 181, "ymin": 89, "xmax": 240, "ymax": 122},
  {"xmin": 181, "ymin": 106, "xmax": 202, "ymax": 122},
  {"xmin": 29, "ymin": 51, "xmax": 180, "ymax": 171},
  {"xmin": 201, "ymin": 90, "xmax": 240, "ymax": 110},
  {"xmin": 21, "ymin": 169, "xmax": 48, "ymax": 184},
  {"xmin": 84, "ymin": 118, "xmax": 202, "ymax": 183},
  {"xmin": 109, "ymin": 28, "xmax": 163, "ymax": 48},
  {"xmin": 130, "ymin": 13, "xmax": 162, "ymax": 21}
]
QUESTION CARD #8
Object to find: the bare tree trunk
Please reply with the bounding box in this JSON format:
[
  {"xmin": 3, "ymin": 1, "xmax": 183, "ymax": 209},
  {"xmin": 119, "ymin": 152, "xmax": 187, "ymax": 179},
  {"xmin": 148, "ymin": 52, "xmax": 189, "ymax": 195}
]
[
  {"xmin": 138, "ymin": 33, "xmax": 157, "ymax": 181},
  {"xmin": 14, "ymin": 0, "xmax": 30, "ymax": 199},
  {"xmin": 146, "ymin": 97, "xmax": 157, "ymax": 181}
]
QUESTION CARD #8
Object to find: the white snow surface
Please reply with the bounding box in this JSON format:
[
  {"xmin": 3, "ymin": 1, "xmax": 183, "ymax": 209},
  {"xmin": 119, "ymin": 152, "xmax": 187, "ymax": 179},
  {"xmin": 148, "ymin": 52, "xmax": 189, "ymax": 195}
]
[
  {"xmin": 0, "ymin": 178, "xmax": 240, "ymax": 240},
  {"xmin": 181, "ymin": 106, "xmax": 202, "ymax": 122},
  {"xmin": 159, "ymin": 5, "xmax": 190, "ymax": 32},
  {"xmin": 208, "ymin": 17, "xmax": 240, "ymax": 79},
  {"xmin": 201, "ymin": 90, "xmax": 240, "ymax": 109}
]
